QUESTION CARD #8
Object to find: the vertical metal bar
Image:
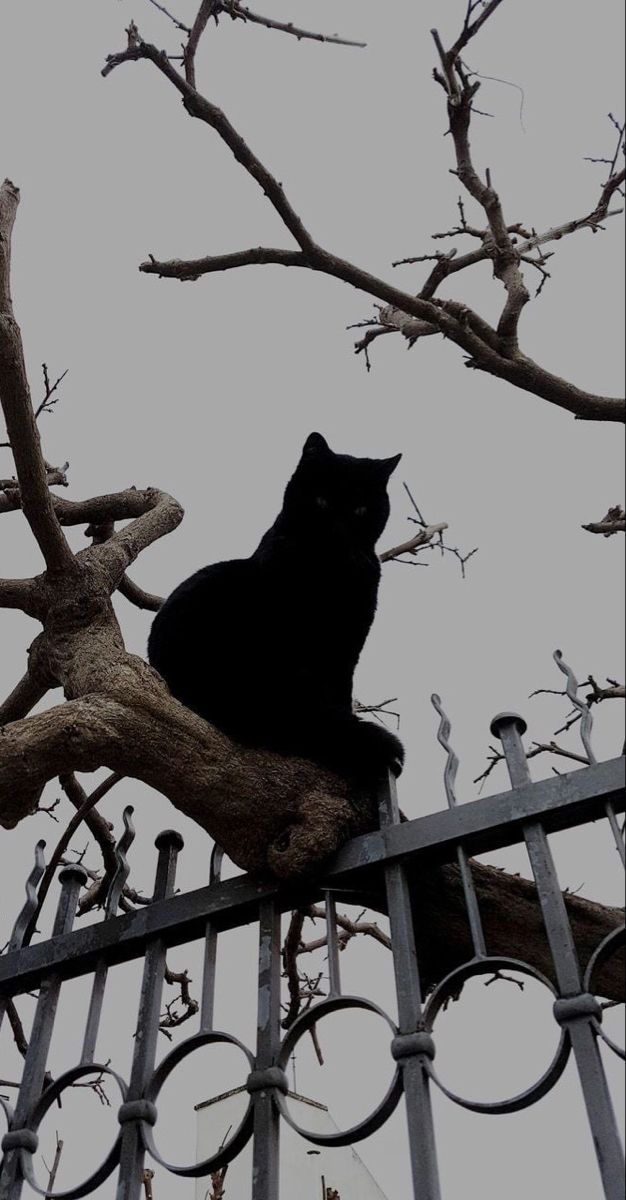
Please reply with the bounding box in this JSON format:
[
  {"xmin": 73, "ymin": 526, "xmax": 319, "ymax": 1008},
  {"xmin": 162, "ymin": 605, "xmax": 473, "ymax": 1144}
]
[
  {"xmin": 0, "ymin": 865, "xmax": 87, "ymax": 1200},
  {"xmin": 251, "ymin": 898, "xmax": 282, "ymax": 1200},
  {"xmin": 379, "ymin": 774, "xmax": 442, "ymax": 1200},
  {"xmin": 492, "ymin": 713, "xmax": 625, "ymax": 1200},
  {"xmin": 199, "ymin": 846, "xmax": 224, "ymax": 1034},
  {"xmin": 324, "ymin": 892, "xmax": 342, "ymax": 999},
  {"xmin": 454, "ymin": 849, "xmax": 487, "ymax": 958},
  {"xmin": 115, "ymin": 831, "xmax": 184, "ymax": 1200},
  {"xmin": 80, "ymin": 960, "xmax": 109, "ymax": 1064},
  {"xmin": 199, "ymin": 922, "xmax": 218, "ymax": 1035},
  {"xmin": 605, "ymin": 802, "xmax": 626, "ymax": 866}
]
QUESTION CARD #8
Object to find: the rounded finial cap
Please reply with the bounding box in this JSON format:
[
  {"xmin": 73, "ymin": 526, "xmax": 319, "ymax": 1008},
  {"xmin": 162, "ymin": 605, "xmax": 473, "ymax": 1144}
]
[
  {"xmin": 154, "ymin": 830, "xmax": 185, "ymax": 852},
  {"xmin": 490, "ymin": 712, "xmax": 528, "ymax": 740}
]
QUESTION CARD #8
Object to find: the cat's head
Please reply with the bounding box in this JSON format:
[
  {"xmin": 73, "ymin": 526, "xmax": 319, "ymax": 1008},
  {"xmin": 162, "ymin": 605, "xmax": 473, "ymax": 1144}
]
[{"xmin": 284, "ymin": 432, "xmax": 402, "ymax": 547}]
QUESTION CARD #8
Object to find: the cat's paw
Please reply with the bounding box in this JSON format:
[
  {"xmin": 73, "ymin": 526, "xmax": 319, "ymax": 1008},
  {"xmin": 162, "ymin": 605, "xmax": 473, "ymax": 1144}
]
[{"xmin": 355, "ymin": 720, "xmax": 405, "ymax": 778}]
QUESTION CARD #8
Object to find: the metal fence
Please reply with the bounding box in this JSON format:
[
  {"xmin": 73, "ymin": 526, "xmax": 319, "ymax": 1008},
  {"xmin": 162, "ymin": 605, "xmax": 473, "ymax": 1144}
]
[{"xmin": 0, "ymin": 667, "xmax": 624, "ymax": 1200}]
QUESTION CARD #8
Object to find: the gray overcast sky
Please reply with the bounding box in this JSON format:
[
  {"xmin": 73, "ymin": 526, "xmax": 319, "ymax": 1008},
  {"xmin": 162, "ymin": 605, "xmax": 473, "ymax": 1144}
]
[{"xmin": 1, "ymin": 1, "xmax": 624, "ymax": 1197}]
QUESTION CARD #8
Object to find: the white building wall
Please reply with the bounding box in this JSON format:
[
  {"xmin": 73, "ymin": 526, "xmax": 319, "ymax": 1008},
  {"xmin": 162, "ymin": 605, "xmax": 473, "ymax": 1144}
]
[{"xmin": 195, "ymin": 1089, "xmax": 389, "ymax": 1200}]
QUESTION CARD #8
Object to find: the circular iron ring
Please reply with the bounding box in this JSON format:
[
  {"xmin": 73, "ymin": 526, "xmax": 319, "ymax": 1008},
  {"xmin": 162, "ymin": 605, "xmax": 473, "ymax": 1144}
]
[
  {"xmin": 20, "ymin": 1063, "xmax": 127, "ymax": 1200},
  {"xmin": 584, "ymin": 926, "xmax": 625, "ymax": 1061},
  {"xmin": 276, "ymin": 995, "xmax": 403, "ymax": 1148},
  {"xmin": 423, "ymin": 956, "xmax": 570, "ymax": 1114},
  {"xmin": 143, "ymin": 1030, "xmax": 255, "ymax": 1178}
]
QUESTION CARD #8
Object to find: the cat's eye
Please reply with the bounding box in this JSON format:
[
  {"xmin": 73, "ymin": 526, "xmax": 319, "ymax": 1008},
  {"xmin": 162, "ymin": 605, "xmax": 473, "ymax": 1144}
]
[{"xmin": 316, "ymin": 496, "xmax": 329, "ymax": 509}]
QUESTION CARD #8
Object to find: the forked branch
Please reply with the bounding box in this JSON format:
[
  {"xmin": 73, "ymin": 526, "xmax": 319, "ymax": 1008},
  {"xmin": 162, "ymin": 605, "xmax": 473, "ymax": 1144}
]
[{"xmin": 101, "ymin": 18, "xmax": 624, "ymax": 423}]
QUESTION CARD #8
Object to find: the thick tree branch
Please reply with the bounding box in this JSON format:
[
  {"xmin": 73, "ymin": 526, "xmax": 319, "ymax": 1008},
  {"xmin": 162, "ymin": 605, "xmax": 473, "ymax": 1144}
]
[
  {"xmin": 90, "ymin": 489, "xmax": 184, "ymax": 586},
  {"xmin": 0, "ymin": 181, "xmax": 76, "ymax": 574},
  {"xmin": 117, "ymin": 575, "xmax": 164, "ymax": 612},
  {"xmin": 0, "ymin": 670, "xmax": 48, "ymax": 727},
  {"xmin": 0, "ymin": 677, "xmax": 364, "ymax": 880},
  {"xmin": 0, "ymin": 577, "xmax": 38, "ymax": 615},
  {"xmin": 59, "ymin": 773, "xmax": 119, "ymax": 879},
  {"xmin": 52, "ymin": 486, "xmax": 179, "ymax": 529},
  {"xmin": 86, "ymin": 520, "xmax": 165, "ymax": 611},
  {"xmin": 0, "ymin": 483, "xmax": 183, "ymax": 590},
  {"xmin": 405, "ymin": 857, "xmax": 624, "ymax": 1004},
  {"xmin": 1, "ymin": 485, "xmax": 180, "ymax": 603}
]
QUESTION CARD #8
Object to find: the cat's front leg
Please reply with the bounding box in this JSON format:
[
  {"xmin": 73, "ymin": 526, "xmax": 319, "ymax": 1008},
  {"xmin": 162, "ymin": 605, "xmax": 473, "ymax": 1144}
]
[{"xmin": 352, "ymin": 718, "xmax": 404, "ymax": 778}]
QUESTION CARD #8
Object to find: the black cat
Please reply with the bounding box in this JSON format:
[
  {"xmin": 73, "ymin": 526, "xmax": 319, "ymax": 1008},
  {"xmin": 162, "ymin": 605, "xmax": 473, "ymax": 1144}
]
[{"xmin": 148, "ymin": 433, "xmax": 404, "ymax": 783}]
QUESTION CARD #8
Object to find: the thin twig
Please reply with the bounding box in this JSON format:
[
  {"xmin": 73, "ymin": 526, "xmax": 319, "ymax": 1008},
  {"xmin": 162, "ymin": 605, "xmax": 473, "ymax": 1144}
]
[
  {"xmin": 224, "ymin": 3, "xmax": 366, "ymax": 49},
  {"xmin": 144, "ymin": 0, "xmax": 191, "ymax": 33},
  {"xmin": 44, "ymin": 1132, "xmax": 64, "ymax": 1199}
]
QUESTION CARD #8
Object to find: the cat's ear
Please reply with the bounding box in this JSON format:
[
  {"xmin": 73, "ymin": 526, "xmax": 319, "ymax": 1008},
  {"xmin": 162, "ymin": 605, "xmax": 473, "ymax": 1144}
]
[
  {"xmin": 377, "ymin": 453, "xmax": 402, "ymax": 480},
  {"xmin": 302, "ymin": 432, "xmax": 331, "ymax": 457}
]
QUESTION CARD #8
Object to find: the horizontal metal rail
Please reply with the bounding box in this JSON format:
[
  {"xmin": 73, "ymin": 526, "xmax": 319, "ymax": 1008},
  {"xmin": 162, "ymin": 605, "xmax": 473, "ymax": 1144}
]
[{"xmin": 1, "ymin": 757, "xmax": 623, "ymax": 999}]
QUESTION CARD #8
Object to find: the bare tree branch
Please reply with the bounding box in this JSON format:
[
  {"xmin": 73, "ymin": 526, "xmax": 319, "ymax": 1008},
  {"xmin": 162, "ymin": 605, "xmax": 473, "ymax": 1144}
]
[
  {"xmin": 0, "ymin": 670, "xmax": 48, "ymax": 727},
  {"xmin": 117, "ymin": 575, "xmax": 164, "ymax": 612},
  {"xmin": 85, "ymin": 520, "xmax": 165, "ymax": 611},
  {"xmin": 59, "ymin": 773, "xmax": 118, "ymax": 879},
  {"xmin": 103, "ymin": 40, "xmax": 317, "ymax": 253},
  {"xmin": 145, "ymin": 0, "xmax": 191, "ymax": 33},
  {"xmin": 474, "ymin": 738, "xmax": 595, "ymax": 788},
  {"xmin": 583, "ymin": 506, "xmax": 625, "ymax": 536},
  {"xmin": 86, "ymin": 490, "xmax": 184, "ymax": 588},
  {"xmin": 282, "ymin": 909, "xmax": 306, "ymax": 1028},
  {"xmin": 431, "ymin": 28, "xmax": 531, "ymax": 351},
  {"xmin": 408, "ymin": 857, "xmax": 624, "ymax": 1002},
  {"xmin": 380, "ymin": 523, "xmax": 449, "ymax": 563},
  {"xmin": 0, "ymin": 578, "xmax": 38, "ymax": 616},
  {"xmin": 451, "ymin": 0, "xmax": 507, "ymax": 57},
  {"xmin": 102, "ymin": 32, "xmax": 624, "ymax": 422},
  {"xmin": 305, "ymin": 904, "xmax": 392, "ymax": 953},
  {"xmin": 159, "ymin": 965, "xmax": 200, "ymax": 1035},
  {"xmin": 0, "ymin": 464, "xmax": 69, "ymax": 513},
  {"xmin": 220, "ymin": 2, "xmax": 366, "ymax": 49},
  {"xmin": 0, "ymin": 181, "xmax": 77, "ymax": 574},
  {"xmin": 184, "ymin": 0, "xmax": 217, "ymax": 88},
  {"xmin": 35, "ymin": 364, "xmax": 69, "ymax": 421},
  {"xmin": 140, "ymin": 247, "xmax": 307, "ymax": 279},
  {"xmin": 0, "ymin": 667, "xmax": 367, "ymax": 882},
  {"xmin": 44, "ymin": 1133, "xmax": 64, "ymax": 1200}
]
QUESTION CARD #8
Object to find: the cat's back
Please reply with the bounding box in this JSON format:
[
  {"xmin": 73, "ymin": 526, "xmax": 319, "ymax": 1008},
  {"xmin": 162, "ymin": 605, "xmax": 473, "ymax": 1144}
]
[{"xmin": 148, "ymin": 557, "xmax": 254, "ymax": 671}]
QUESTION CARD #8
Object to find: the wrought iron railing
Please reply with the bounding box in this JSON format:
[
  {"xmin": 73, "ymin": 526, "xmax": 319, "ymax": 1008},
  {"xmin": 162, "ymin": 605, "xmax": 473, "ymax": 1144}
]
[{"xmin": 0, "ymin": 668, "xmax": 624, "ymax": 1200}]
